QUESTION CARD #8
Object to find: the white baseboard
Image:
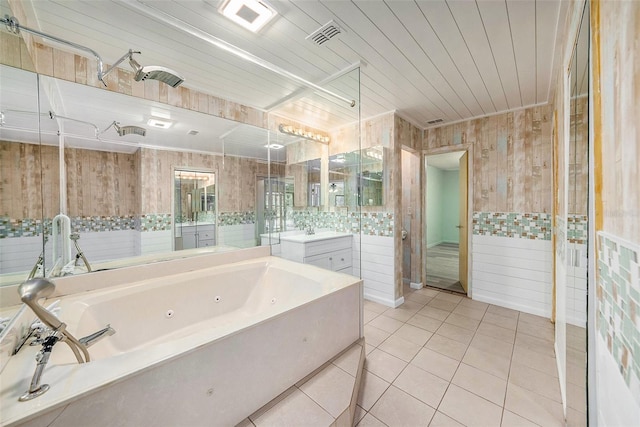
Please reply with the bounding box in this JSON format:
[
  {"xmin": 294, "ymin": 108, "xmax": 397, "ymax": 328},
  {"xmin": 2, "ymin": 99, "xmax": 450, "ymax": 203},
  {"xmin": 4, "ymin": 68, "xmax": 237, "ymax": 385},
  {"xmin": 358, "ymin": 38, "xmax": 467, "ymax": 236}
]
[
  {"xmin": 410, "ymin": 282, "xmax": 423, "ymax": 290},
  {"xmin": 426, "ymin": 241, "xmax": 444, "ymax": 248},
  {"xmin": 363, "ymin": 291, "xmax": 395, "ymax": 308},
  {"xmin": 472, "ymin": 293, "xmax": 551, "ymax": 319},
  {"xmin": 394, "ymin": 296, "xmax": 405, "ymax": 308}
]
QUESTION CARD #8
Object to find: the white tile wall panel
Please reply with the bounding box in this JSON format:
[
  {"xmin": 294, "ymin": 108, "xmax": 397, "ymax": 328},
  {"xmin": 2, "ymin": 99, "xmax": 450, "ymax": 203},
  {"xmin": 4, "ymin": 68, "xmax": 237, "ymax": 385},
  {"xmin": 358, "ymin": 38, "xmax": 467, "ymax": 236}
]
[
  {"xmin": 359, "ymin": 235, "xmax": 395, "ymax": 308},
  {"xmin": 140, "ymin": 230, "xmax": 172, "ymax": 256},
  {"xmin": 0, "ymin": 236, "xmax": 42, "ymax": 274},
  {"xmin": 472, "ymin": 235, "xmax": 553, "ymax": 318}
]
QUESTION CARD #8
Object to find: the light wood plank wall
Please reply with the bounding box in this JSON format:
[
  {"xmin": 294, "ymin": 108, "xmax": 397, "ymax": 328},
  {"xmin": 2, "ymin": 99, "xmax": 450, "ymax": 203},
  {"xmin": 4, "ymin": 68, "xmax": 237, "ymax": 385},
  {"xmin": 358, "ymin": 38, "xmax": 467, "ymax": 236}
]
[
  {"xmin": 569, "ymin": 96, "xmax": 588, "ymax": 215},
  {"xmin": 0, "ymin": 30, "xmax": 266, "ymax": 129},
  {"xmin": 0, "ymin": 142, "xmax": 56, "ymax": 219},
  {"xmin": 424, "ymin": 105, "xmax": 553, "ymax": 214},
  {"xmin": 139, "ymin": 148, "xmax": 280, "ymax": 214},
  {"xmin": 594, "ymin": 0, "xmax": 640, "ymax": 242}
]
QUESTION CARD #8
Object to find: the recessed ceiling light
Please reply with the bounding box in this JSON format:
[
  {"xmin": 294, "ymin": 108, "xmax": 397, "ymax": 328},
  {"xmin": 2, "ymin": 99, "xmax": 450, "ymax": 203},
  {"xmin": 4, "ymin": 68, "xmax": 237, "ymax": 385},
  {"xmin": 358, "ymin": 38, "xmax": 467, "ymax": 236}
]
[
  {"xmin": 219, "ymin": 0, "xmax": 277, "ymax": 33},
  {"xmin": 264, "ymin": 143, "xmax": 283, "ymax": 149},
  {"xmin": 147, "ymin": 117, "xmax": 173, "ymax": 129}
]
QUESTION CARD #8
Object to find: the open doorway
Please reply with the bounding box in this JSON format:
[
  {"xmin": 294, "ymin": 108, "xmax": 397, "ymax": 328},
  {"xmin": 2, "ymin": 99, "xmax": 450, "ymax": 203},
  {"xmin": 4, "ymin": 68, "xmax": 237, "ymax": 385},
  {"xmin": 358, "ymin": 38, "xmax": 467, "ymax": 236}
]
[{"xmin": 425, "ymin": 151, "xmax": 468, "ymax": 294}]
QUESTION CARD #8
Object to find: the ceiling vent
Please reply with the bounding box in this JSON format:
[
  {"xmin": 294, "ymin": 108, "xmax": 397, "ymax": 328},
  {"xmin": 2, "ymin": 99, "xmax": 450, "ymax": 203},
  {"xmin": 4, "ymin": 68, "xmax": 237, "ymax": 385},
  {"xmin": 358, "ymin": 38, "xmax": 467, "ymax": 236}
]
[
  {"xmin": 187, "ymin": 130, "xmax": 199, "ymax": 135},
  {"xmin": 306, "ymin": 20, "xmax": 342, "ymax": 46},
  {"xmin": 426, "ymin": 118, "xmax": 444, "ymax": 125}
]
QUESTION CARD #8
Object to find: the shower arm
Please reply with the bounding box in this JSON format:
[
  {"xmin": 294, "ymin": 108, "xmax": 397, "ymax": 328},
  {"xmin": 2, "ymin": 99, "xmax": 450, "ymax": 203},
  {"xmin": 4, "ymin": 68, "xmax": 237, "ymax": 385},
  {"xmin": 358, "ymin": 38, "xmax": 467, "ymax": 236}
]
[
  {"xmin": 2, "ymin": 15, "xmax": 118, "ymax": 87},
  {"xmin": 48, "ymin": 111, "xmax": 100, "ymax": 137}
]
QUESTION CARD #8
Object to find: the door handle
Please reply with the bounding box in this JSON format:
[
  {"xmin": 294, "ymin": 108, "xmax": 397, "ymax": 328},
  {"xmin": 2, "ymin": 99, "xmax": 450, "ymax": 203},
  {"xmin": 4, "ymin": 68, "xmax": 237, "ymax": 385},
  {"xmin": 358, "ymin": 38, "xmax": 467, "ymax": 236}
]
[{"xmin": 456, "ymin": 225, "xmax": 463, "ymax": 229}]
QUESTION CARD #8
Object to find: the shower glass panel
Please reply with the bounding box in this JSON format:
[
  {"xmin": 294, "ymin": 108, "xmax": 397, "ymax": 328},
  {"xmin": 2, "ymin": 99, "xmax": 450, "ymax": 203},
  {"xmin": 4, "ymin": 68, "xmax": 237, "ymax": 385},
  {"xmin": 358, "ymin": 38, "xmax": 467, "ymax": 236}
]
[{"xmin": 565, "ymin": 4, "xmax": 589, "ymax": 425}]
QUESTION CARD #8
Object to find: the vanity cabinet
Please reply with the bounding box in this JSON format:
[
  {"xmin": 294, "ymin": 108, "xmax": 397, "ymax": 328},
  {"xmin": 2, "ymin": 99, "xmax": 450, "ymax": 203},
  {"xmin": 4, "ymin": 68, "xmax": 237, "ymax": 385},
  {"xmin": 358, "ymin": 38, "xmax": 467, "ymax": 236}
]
[
  {"xmin": 181, "ymin": 224, "xmax": 216, "ymax": 249},
  {"xmin": 280, "ymin": 233, "xmax": 353, "ymax": 274}
]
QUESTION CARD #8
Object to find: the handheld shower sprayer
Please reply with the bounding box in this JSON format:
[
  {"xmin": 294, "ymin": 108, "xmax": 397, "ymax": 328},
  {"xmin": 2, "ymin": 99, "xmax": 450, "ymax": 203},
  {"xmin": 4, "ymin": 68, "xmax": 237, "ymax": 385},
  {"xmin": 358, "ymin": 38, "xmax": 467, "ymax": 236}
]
[{"xmin": 17, "ymin": 278, "xmax": 90, "ymax": 364}]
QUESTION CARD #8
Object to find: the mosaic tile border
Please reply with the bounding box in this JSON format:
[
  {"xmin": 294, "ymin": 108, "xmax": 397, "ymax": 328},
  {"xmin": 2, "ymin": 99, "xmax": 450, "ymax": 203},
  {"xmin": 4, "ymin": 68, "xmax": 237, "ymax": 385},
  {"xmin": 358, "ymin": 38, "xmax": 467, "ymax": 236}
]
[
  {"xmin": 472, "ymin": 212, "xmax": 552, "ymax": 240},
  {"xmin": 556, "ymin": 216, "xmax": 566, "ymax": 263},
  {"xmin": 218, "ymin": 211, "xmax": 255, "ymax": 226},
  {"xmin": 288, "ymin": 211, "xmax": 394, "ymax": 236},
  {"xmin": 568, "ymin": 214, "xmax": 588, "ymax": 245},
  {"xmin": 138, "ymin": 213, "xmax": 172, "ymax": 232},
  {"xmin": 1, "ymin": 215, "xmax": 139, "ymax": 237},
  {"xmin": 596, "ymin": 232, "xmax": 640, "ymax": 402}
]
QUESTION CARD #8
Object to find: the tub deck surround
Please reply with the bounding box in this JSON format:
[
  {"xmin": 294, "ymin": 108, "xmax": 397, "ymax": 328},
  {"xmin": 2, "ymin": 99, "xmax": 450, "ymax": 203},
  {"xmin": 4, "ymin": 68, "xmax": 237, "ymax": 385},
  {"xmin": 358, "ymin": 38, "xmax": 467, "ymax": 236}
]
[{"xmin": 0, "ymin": 256, "xmax": 363, "ymax": 426}]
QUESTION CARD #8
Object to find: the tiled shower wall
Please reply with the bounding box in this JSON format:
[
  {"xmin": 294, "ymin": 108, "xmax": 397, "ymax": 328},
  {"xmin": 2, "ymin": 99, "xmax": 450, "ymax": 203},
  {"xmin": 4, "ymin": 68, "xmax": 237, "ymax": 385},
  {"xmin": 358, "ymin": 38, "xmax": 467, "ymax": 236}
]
[
  {"xmin": 596, "ymin": 232, "xmax": 640, "ymax": 403},
  {"xmin": 288, "ymin": 210, "xmax": 394, "ymax": 237}
]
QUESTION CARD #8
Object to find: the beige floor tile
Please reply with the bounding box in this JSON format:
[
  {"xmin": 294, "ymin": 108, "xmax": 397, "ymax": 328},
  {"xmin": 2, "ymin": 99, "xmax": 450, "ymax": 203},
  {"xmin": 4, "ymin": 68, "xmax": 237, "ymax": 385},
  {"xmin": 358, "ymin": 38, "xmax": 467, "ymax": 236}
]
[
  {"xmin": 566, "ymin": 362, "xmax": 587, "ymax": 387},
  {"xmin": 235, "ymin": 418, "xmax": 255, "ymax": 427},
  {"xmin": 393, "ymin": 363, "xmax": 449, "ymax": 408},
  {"xmin": 333, "ymin": 344, "xmax": 362, "ymax": 377},
  {"xmin": 504, "ymin": 383, "xmax": 564, "ymax": 427},
  {"xmin": 394, "ymin": 324, "xmax": 433, "ymax": 346},
  {"xmin": 462, "ymin": 346, "xmax": 511, "ymax": 380},
  {"xmin": 378, "ymin": 335, "xmax": 422, "ymax": 362},
  {"xmin": 357, "ymin": 370, "xmax": 390, "ymax": 411},
  {"xmin": 566, "ymin": 408, "xmax": 587, "ymax": 427},
  {"xmin": 252, "ymin": 388, "xmax": 334, "ymax": 427},
  {"xmin": 458, "ymin": 298, "xmax": 489, "ymax": 311},
  {"xmin": 425, "ymin": 334, "xmax": 469, "ymax": 361},
  {"xmin": 445, "ymin": 313, "xmax": 481, "ymax": 331},
  {"xmin": 439, "ymin": 384, "xmax": 503, "ymax": 427},
  {"xmin": 364, "ymin": 300, "xmax": 390, "ymax": 314},
  {"xmin": 509, "ymin": 362, "xmax": 562, "ymax": 403},
  {"xmin": 434, "ymin": 292, "xmax": 464, "ymax": 304},
  {"xmin": 567, "ymin": 346, "xmax": 587, "ymax": 368},
  {"xmin": 364, "ymin": 309, "xmax": 381, "ymax": 324},
  {"xmin": 518, "ymin": 312, "xmax": 552, "ymax": 328},
  {"xmin": 299, "ymin": 364, "xmax": 354, "ymax": 418},
  {"xmin": 411, "ymin": 348, "xmax": 460, "ymax": 381},
  {"xmin": 368, "ymin": 315, "xmax": 405, "ymax": 334},
  {"xmin": 419, "ymin": 305, "xmax": 452, "ymax": 321},
  {"xmin": 417, "ymin": 287, "xmax": 443, "ymax": 297},
  {"xmin": 482, "ymin": 312, "xmax": 519, "ymax": 330},
  {"xmin": 407, "ymin": 313, "xmax": 444, "ymax": 332},
  {"xmin": 470, "ymin": 332, "xmax": 514, "ymax": 359},
  {"xmin": 429, "ymin": 411, "xmax": 465, "ymax": 427},
  {"xmin": 517, "ymin": 319, "xmax": 554, "ymax": 342},
  {"xmin": 566, "ymin": 382, "xmax": 587, "ymax": 413},
  {"xmin": 452, "ymin": 304, "xmax": 487, "ymax": 321},
  {"xmin": 487, "ymin": 305, "xmax": 520, "ymax": 320},
  {"xmin": 501, "ymin": 410, "xmax": 539, "ymax": 427},
  {"xmin": 366, "ymin": 344, "xmax": 376, "ymax": 355},
  {"xmin": 511, "ymin": 345, "xmax": 557, "ymax": 378},
  {"xmin": 427, "ymin": 299, "xmax": 459, "ymax": 312},
  {"xmin": 451, "ymin": 363, "xmax": 507, "ymax": 406},
  {"xmin": 406, "ymin": 291, "xmax": 433, "ymax": 305},
  {"xmin": 383, "ymin": 309, "xmax": 414, "ymax": 323},
  {"xmin": 353, "ymin": 405, "xmax": 367, "ymax": 425},
  {"xmin": 436, "ymin": 322, "xmax": 475, "ymax": 345},
  {"xmin": 477, "ymin": 322, "xmax": 516, "ymax": 344},
  {"xmin": 364, "ymin": 325, "xmax": 391, "ymax": 347},
  {"xmin": 365, "ymin": 349, "xmax": 408, "ymax": 382},
  {"xmin": 357, "ymin": 413, "xmax": 388, "ymax": 427},
  {"xmin": 515, "ymin": 333, "xmax": 556, "ymax": 358},
  {"xmin": 370, "ymin": 386, "xmax": 435, "ymax": 427}
]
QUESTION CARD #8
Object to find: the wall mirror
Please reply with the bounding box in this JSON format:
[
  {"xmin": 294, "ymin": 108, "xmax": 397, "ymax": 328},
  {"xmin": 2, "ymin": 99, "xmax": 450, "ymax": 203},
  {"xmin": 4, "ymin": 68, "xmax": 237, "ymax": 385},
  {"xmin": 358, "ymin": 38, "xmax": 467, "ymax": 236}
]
[
  {"xmin": 565, "ymin": 3, "xmax": 589, "ymax": 425},
  {"xmin": 0, "ymin": 65, "xmax": 293, "ymax": 292},
  {"xmin": 173, "ymin": 170, "xmax": 216, "ymax": 251}
]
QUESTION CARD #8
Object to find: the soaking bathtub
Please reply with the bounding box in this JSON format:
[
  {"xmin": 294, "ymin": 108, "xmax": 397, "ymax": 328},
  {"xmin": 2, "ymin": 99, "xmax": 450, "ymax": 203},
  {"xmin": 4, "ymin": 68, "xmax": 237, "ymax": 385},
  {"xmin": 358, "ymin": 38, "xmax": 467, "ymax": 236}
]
[{"xmin": 0, "ymin": 256, "xmax": 363, "ymax": 426}]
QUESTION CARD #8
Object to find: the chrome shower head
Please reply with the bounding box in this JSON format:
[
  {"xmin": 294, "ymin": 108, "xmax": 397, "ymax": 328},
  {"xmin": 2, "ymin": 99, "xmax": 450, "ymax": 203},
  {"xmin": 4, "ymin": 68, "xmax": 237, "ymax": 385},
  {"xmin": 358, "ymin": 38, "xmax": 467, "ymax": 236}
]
[
  {"xmin": 113, "ymin": 122, "xmax": 146, "ymax": 137},
  {"xmin": 129, "ymin": 54, "xmax": 184, "ymax": 88}
]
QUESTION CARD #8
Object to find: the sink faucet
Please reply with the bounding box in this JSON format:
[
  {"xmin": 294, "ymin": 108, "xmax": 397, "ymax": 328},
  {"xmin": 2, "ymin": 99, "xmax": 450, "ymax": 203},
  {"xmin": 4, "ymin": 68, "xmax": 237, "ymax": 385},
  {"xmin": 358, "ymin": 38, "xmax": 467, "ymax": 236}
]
[
  {"xmin": 16, "ymin": 278, "xmax": 116, "ymax": 401},
  {"xmin": 305, "ymin": 223, "xmax": 315, "ymax": 235}
]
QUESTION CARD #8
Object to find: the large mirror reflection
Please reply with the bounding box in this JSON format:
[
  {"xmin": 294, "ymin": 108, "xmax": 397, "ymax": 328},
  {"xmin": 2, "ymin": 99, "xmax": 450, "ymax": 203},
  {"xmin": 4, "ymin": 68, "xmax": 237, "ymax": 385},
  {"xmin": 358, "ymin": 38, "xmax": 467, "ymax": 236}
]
[{"xmin": 0, "ymin": 63, "xmax": 302, "ymax": 289}]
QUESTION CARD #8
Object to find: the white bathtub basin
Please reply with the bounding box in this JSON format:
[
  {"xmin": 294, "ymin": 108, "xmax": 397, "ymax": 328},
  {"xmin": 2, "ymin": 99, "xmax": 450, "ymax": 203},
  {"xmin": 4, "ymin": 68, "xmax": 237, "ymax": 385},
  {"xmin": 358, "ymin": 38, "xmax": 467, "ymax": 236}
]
[{"xmin": 0, "ymin": 256, "xmax": 363, "ymax": 426}]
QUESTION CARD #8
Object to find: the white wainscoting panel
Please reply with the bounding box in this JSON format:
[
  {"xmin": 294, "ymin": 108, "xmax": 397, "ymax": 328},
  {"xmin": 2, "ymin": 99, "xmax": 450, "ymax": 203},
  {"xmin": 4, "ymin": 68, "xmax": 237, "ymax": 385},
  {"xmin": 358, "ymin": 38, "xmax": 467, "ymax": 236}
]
[
  {"xmin": 566, "ymin": 243, "xmax": 587, "ymax": 326},
  {"xmin": 218, "ymin": 224, "xmax": 257, "ymax": 249},
  {"xmin": 355, "ymin": 234, "xmax": 395, "ymax": 307},
  {"xmin": 140, "ymin": 230, "xmax": 172, "ymax": 256},
  {"xmin": 472, "ymin": 235, "xmax": 553, "ymax": 317},
  {"xmin": 0, "ymin": 236, "xmax": 43, "ymax": 274}
]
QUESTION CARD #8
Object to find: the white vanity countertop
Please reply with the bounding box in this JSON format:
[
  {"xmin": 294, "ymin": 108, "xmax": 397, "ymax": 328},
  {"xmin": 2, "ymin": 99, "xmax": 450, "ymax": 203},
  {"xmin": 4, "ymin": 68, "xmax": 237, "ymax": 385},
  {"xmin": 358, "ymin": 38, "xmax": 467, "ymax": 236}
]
[{"xmin": 279, "ymin": 231, "xmax": 353, "ymax": 243}]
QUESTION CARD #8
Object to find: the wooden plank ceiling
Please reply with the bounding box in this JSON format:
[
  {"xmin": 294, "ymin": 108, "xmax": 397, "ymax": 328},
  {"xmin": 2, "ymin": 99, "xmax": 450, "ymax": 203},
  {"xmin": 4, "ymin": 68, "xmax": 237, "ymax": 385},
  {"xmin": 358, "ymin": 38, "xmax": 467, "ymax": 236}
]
[{"xmin": 6, "ymin": 0, "xmax": 566, "ymax": 130}]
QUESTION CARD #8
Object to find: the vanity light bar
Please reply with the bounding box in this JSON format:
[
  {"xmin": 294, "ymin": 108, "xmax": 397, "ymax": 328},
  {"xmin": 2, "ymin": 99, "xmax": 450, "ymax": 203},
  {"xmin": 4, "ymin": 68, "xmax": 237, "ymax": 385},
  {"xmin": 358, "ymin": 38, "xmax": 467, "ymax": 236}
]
[{"xmin": 278, "ymin": 124, "xmax": 330, "ymax": 143}]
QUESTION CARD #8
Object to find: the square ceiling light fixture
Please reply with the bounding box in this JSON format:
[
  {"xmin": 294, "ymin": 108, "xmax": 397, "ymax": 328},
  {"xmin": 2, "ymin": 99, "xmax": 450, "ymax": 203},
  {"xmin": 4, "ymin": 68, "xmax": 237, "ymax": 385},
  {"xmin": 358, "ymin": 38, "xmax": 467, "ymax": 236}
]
[{"xmin": 219, "ymin": 0, "xmax": 277, "ymax": 33}]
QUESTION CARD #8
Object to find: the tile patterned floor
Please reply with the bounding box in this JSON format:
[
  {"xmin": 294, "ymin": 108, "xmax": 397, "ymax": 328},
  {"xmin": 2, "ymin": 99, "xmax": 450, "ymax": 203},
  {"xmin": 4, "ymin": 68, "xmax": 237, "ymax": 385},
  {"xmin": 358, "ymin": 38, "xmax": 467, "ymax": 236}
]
[{"xmin": 357, "ymin": 286, "xmax": 570, "ymax": 427}]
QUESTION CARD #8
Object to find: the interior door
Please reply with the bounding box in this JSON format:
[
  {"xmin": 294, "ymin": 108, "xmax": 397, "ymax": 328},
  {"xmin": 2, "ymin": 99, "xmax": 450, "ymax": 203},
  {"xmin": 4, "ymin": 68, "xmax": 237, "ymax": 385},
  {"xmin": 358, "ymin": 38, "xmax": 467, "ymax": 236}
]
[{"xmin": 458, "ymin": 152, "xmax": 468, "ymax": 293}]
